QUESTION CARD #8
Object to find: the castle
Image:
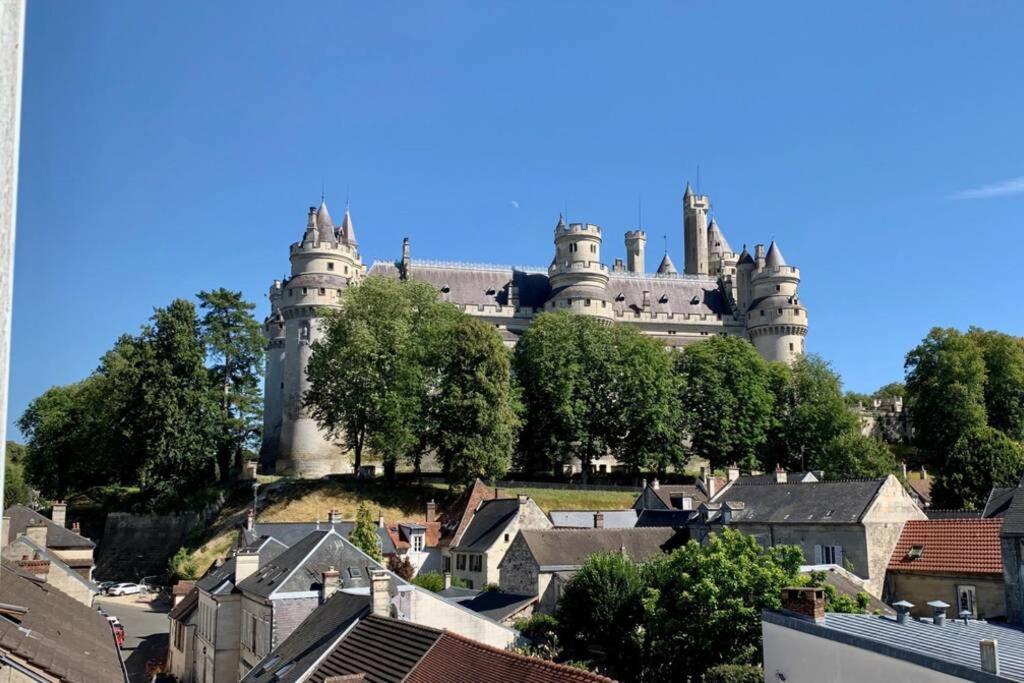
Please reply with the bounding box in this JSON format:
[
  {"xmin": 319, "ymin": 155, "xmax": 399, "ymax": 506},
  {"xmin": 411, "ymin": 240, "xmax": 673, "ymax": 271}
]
[{"xmin": 260, "ymin": 183, "xmax": 809, "ymax": 477}]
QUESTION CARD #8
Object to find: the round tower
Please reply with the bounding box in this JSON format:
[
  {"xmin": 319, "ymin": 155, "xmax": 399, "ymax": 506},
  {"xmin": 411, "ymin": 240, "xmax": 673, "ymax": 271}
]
[
  {"xmin": 259, "ymin": 280, "xmax": 286, "ymax": 469},
  {"xmin": 275, "ymin": 200, "xmax": 366, "ymax": 477},
  {"xmin": 745, "ymin": 240, "xmax": 808, "ymax": 363},
  {"xmin": 546, "ymin": 215, "xmax": 611, "ymax": 317}
]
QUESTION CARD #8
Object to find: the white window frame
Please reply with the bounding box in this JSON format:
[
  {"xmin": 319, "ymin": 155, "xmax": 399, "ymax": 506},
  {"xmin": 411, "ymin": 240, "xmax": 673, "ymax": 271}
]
[
  {"xmin": 814, "ymin": 544, "xmax": 844, "ymax": 566},
  {"xmin": 956, "ymin": 584, "xmax": 977, "ymax": 618}
]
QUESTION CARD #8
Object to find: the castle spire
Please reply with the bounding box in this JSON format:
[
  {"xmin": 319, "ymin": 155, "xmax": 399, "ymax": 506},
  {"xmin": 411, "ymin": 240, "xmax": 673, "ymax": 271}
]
[
  {"xmin": 315, "ymin": 200, "xmax": 337, "ymax": 245},
  {"xmin": 341, "ymin": 205, "xmax": 357, "ymax": 245},
  {"xmin": 657, "ymin": 252, "xmax": 678, "ymax": 275},
  {"xmin": 555, "ymin": 212, "xmax": 566, "ymax": 230},
  {"xmin": 764, "ymin": 240, "xmax": 787, "ymax": 267},
  {"xmin": 684, "ymin": 181, "xmax": 693, "ymax": 199}
]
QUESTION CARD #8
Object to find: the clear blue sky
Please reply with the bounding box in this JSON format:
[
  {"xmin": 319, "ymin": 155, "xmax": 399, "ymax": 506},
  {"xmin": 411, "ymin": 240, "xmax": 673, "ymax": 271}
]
[{"xmin": 11, "ymin": 1, "xmax": 1024, "ymax": 438}]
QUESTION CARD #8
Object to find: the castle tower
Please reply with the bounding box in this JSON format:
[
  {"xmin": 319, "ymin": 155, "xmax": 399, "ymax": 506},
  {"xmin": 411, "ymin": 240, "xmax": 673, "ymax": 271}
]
[
  {"xmin": 546, "ymin": 215, "xmax": 611, "ymax": 317},
  {"xmin": 272, "ymin": 199, "xmax": 366, "ymax": 477},
  {"xmin": 745, "ymin": 240, "xmax": 808, "ymax": 363},
  {"xmin": 259, "ymin": 281, "xmax": 286, "ymax": 469},
  {"xmin": 735, "ymin": 245, "xmax": 755, "ymax": 311},
  {"xmin": 625, "ymin": 230, "xmax": 646, "ymax": 273},
  {"xmin": 707, "ymin": 218, "xmax": 738, "ymax": 277},
  {"xmin": 683, "ymin": 182, "xmax": 710, "ymax": 276}
]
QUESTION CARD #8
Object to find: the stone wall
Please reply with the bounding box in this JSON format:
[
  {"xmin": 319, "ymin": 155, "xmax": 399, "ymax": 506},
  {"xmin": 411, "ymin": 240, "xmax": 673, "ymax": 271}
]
[
  {"xmin": 272, "ymin": 595, "xmax": 319, "ymax": 648},
  {"xmin": 95, "ymin": 512, "xmax": 197, "ymax": 581},
  {"xmin": 888, "ymin": 572, "xmax": 1004, "ymax": 620},
  {"xmin": 497, "ymin": 533, "xmax": 538, "ymax": 596}
]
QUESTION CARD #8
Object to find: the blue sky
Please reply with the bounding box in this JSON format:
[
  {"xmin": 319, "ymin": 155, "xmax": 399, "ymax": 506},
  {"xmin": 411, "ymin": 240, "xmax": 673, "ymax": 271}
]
[{"xmin": 11, "ymin": 1, "xmax": 1024, "ymax": 438}]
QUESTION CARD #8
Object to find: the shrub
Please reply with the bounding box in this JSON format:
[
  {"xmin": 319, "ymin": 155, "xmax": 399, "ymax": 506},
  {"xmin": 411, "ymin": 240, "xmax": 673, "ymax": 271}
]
[
  {"xmin": 704, "ymin": 663, "xmax": 763, "ymax": 683},
  {"xmin": 411, "ymin": 571, "xmax": 445, "ymax": 592}
]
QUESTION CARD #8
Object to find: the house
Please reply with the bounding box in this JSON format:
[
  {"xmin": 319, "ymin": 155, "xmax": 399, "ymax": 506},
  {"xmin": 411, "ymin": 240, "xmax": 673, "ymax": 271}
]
[
  {"xmin": 245, "ymin": 575, "xmax": 613, "ymax": 683},
  {"xmin": 699, "ymin": 474, "xmax": 925, "ymax": 597},
  {"xmin": 193, "ymin": 535, "xmax": 287, "ymax": 683},
  {"xmin": 0, "ymin": 562, "xmax": 126, "ymax": 682},
  {"xmin": 167, "ymin": 586, "xmax": 199, "ymax": 683},
  {"xmin": 499, "ymin": 527, "xmax": 681, "ymax": 613},
  {"xmin": 4, "ymin": 503, "xmax": 96, "ymax": 580},
  {"xmin": 632, "ymin": 477, "xmax": 714, "ymax": 512},
  {"xmin": 241, "ymin": 508, "xmax": 397, "ymax": 558},
  {"xmin": 902, "ymin": 464, "xmax": 934, "ymax": 509},
  {"xmin": 384, "ymin": 500, "xmax": 443, "ymax": 575},
  {"xmin": 438, "ymin": 478, "xmax": 497, "ymax": 570},
  {"xmin": 763, "ymin": 586, "xmax": 1021, "ymax": 682},
  {"xmin": 1, "ymin": 531, "xmax": 99, "ymax": 605},
  {"xmin": 886, "ymin": 518, "xmax": 1005, "ymax": 620},
  {"xmin": 447, "ymin": 493, "xmax": 551, "ymax": 589}
]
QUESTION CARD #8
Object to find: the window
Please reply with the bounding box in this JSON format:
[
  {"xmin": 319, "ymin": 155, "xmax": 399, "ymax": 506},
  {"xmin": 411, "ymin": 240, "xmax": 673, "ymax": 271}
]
[
  {"xmin": 590, "ymin": 244, "xmax": 596, "ymax": 253},
  {"xmin": 344, "ymin": 265, "xmax": 349, "ymax": 274},
  {"xmin": 957, "ymin": 584, "xmax": 977, "ymax": 618},
  {"xmin": 319, "ymin": 288, "xmax": 326, "ymax": 296},
  {"xmin": 250, "ymin": 614, "xmax": 258, "ymax": 652},
  {"xmin": 815, "ymin": 544, "xmax": 844, "ymax": 566},
  {"xmin": 328, "ymin": 262, "xmax": 335, "ymax": 271},
  {"xmin": 412, "ymin": 534, "xmax": 424, "ymax": 552},
  {"xmin": 789, "ymin": 343, "xmax": 794, "ymax": 351},
  {"xmin": 464, "ymin": 580, "xmax": 474, "ymax": 589},
  {"xmin": 456, "ymin": 554, "xmax": 467, "ymax": 571},
  {"xmin": 443, "ymin": 555, "xmax": 451, "ymax": 572},
  {"xmin": 584, "ymin": 299, "xmax": 591, "ymax": 307},
  {"xmin": 504, "ymin": 533, "xmax": 510, "ymax": 542},
  {"xmin": 470, "ymin": 555, "xmax": 483, "ymax": 572},
  {"xmin": 907, "ymin": 544, "xmax": 924, "ymax": 559},
  {"xmin": 302, "ymin": 288, "xmax": 308, "ymax": 295},
  {"xmin": 347, "ymin": 567, "xmax": 362, "ymax": 579}
]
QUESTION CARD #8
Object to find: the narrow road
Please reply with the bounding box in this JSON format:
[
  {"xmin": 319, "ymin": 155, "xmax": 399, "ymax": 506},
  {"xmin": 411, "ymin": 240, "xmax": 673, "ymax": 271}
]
[{"xmin": 97, "ymin": 595, "xmax": 170, "ymax": 683}]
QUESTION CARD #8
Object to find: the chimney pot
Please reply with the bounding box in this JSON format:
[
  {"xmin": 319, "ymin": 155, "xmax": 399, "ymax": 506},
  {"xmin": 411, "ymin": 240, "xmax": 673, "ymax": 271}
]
[
  {"xmin": 921, "ymin": 466, "xmax": 928, "ymax": 481},
  {"xmin": 321, "ymin": 566, "xmax": 341, "ymax": 604},
  {"xmin": 928, "ymin": 600, "xmax": 950, "ymax": 626},
  {"xmin": 594, "ymin": 512, "xmax": 604, "ymax": 529},
  {"xmin": 981, "ymin": 639, "xmax": 1000, "ymax": 675},
  {"xmin": 327, "ymin": 509, "xmax": 342, "ymax": 525},
  {"xmin": 651, "ymin": 478, "xmax": 660, "ymax": 491},
  {"xmin": 781, "ymin": 587, "xmax": 825, "ymax": 623},
  {"xmin": 426, "ymin": 500, "xmax": 436, "ymax": 524},
  {"xmin": 444, "ymin": 572, "xmax": 452, "ymax": 590},
  {"xmin": 246, "ymin": 510, "xmax": 255, "ymax": 532},
  {"xmin": 370, "ymin": 570, "xmax": 391, "ymax": 618},
  {"xmin": 727, "ymin": 464, "xmax": 740, "ymax": 482},
  {"xmin": 517, "ymin": 494, "xmax": 528, "ymax": 506},
  {"xmin": 893, "ymin": 600, "xmax": 914, "ymax": 625}
]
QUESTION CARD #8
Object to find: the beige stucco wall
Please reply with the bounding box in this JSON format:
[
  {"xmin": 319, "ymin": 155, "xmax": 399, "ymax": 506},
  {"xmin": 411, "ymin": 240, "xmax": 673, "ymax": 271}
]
[
  {"xmin": 405, "ymin": 587, "xmax": 517, "ymax": 649},
  {"xmin": 862, "ymin": 475, "xmax": 927, "ymax": 596},
  {"xmin": 888, "ymin": 573, "xmax": 1005, "ymax": 620},
  {"xmin": 762, "ymin": 620, "xmax": 965, "ymax": 683},
  {"xmin": 454, "ymin": 499, "xmax": 551, "ymax": 589}
]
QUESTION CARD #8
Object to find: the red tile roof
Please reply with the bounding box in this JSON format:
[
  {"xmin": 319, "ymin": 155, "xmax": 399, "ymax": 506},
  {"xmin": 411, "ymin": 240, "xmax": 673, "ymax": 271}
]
[
  {"xmin": 438, "ymin": 479, "xmax": 496, "ymax": 548},
  {"xmin": 405, "ymin": 630, "xmax": 616, "ymax": 683},
  {"xmin": 385, "ymin": 521, "xmax": 441, "ymax": 550},
  {"xmin": 888, "ymin": 519, "xmax": 1003, "ymax": 576}
]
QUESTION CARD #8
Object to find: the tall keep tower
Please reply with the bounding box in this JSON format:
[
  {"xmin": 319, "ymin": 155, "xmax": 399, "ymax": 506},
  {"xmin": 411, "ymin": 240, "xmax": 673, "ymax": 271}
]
[
  {"xmin": 624, "ymin": 230, "xmax": 646, "ymax": 273},
  {"xmin": 264, "ymin": 200, "xmax": 365, "ymax": 476},
  {"xmin": 683, "ymin": 182, "xmax": 710, "ymax": 276},
  {"xmin": 546, "ymin": 215, "xmax": 612, "ymax": 316},
  {"xmin": 744, "ymin": 240, "xmax": 808, "ymax": 363}
]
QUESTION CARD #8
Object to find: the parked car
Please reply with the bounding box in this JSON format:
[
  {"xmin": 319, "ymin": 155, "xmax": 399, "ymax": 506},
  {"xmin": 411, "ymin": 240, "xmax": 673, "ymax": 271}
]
[
  {"xmin": 97, "ymin": 581, "xmax": 116, "ymax": 595},
  {"xmin": 107, "ymin": 583, "xmax": 142, "ymax": 596}
]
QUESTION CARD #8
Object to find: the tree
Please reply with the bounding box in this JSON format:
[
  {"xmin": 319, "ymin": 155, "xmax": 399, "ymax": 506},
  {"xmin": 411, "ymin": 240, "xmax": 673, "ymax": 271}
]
[
  {"xmin": 675, "ymin": 336, "xmax": 775, "ymax": 471},
  {"xmin": 873, "ymin": 382, "xmax": 905, "ymax": 400},
  {"xmin": 644, "ymin": 528, "xmax": 803, "ymax": 678},
  {"xmin": 967, "ymin": 329, "xmax": 1024, "ymax": 442},
  {"xmin": 905, "ymin": 328, "xmax": 987, "ymax": 468},
  {"xmin": 198, "ymin": 289, "xmax": 264, "ymax": 482},
  {"xmin": 556, "ymin": 551, "xmax": 647, "ymax": 680},
  {"xmin": 428, "ymin": 316, "xmax": 519, "ymax": 487},
  {"xmin": 818, "ymin": 432, "xmax": 897, "ymax": 480},
  {"xmin": 930, "ymin": 426, "xmax": 1024, "ymax": 509},
  {"xmin": 515, "ymin": 613, "xmax": 560, "ymax": 660},
  {"xmin": 349, "ymin": 502, "xmax": 382, "ymax": 561},
  {"xmin": 4, "ymin": 442, "xmax": 31, "ymax": 506},
  {"xmin": 411, "ymin": 571, "xmax": 445, "ymax": 592},
  {"xmin": 802, "ymin": 570, "xmax": 871, "ymax": 613},
  {"xmin": 704, "ymin": 664, "xmax": 764, "ymax": 683},
  {"xmin": 387, "ymin": 554, "xmax": 415, "ymax": 580}
]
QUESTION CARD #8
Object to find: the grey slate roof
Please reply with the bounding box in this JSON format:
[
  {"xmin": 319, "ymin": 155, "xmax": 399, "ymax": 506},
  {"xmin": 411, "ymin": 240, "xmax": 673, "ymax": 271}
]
[
  {"xmin": 308, "ymin": 615, "xmax": 442, "ymax": 683},
  {"xmin": 4, "ymin": 505, "xmax": 95, "ymax": 549},
  {"xmin": 457, "ymin": 591, "xmax": 537, "ymax": 622},
  {"xmin": 633, "ymin": 483, "xmax": 707, "ymax": 511},
  {"xmin": 765, "ymin": 609, "xmax": 1024, "ymax": 682},
  {"xmin": 242, "ymin": 591, "xmax": 370, "ymax": 683},
  {"xmin": 168, "ymin": 587, "xmax": 199, "ymax": 622},
  {"xmin": 1001, "ymin": 481, "xmax": 1024, "ymax": 536},
  {"xmin": 764, "ymin": 240, "xmax": 786, "ymax": 267},
  {"xmin": 635, "ymin": 509, "xmax": 698, "ymax": 528},
  {"xmin": 549, "ymin": 509, "xmax": 638, "ymax": 529},
  {"xmin": 985, "ymin": 487, "xmax": 1016, "ymax": 519},
  {"xmin": 197, "ymin": 535, "xmax": 288, "ymax": 595},
  {"xmin": 713, "ymin": 479, "xmax": 888, "ymax": 525},
  {"xmin": 253, "ymin": 521, "xmax": 397, "ymax": 555},
  {"xmin": 456, "ymin": 499, "xmax": 520, "ymax": 552},
  {"xmin": 515, "ymin": 528, "xmax": 681, "ymax": 570},
  {"xmin": 925, "ymin": 509, "xmax": 984, "ymax": 520}
]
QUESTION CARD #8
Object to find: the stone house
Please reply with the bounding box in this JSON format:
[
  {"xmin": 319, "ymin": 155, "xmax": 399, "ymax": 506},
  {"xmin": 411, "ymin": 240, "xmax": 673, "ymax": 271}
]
[
  {"xmin": 4, "ymin": 503, "xmax": 96, "ymax": 580},
  {"xmin": 437, "ymin": 478, "xmax": 496, "ymax": 570},
  {"xmin": 998, "ymin": 482, "xmax": 1024, "ymax": 625},
  {"xmin": 886, "ymin": 518, "xmax": 1004, "ymax": 620},
  {"xmin": 701, "ymin": 474, "xmax": 925, "ymax": 597},
  {"xmin": 167, "ymin": 587, "xmax": 199, "ymax": 683},
  {"xmin": 447, "ymin": 493, "xmax": 551, "ymax": 590},
  {"xmin": 1, "ymin": 533, "xmax": 97, "ymax": 605},
  {"xmin": 384, "ymin": 500, "xmax": 442, "ymax": 575},
  {"xmin": 499, "ymin": 527, "xmax": 681, "ymax": 613},
  {"xmin": 633, "ymin": 477, "xmax": 717, "ymax": 512}
]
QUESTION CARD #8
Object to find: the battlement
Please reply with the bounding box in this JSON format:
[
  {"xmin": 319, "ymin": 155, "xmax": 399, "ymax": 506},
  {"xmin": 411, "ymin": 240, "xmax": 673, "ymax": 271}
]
[
  {"xmin": 548, "ymin": 260, "xmax": 609, "ymax": 276},
  {"xmin": 625, "ymin": 229, "xmax": 646, "ymax": 241},
  {"xmin": 751, "ymin": 265, "xmax": 800, "ymax": 280},
  {"xmin": 290, "ymin": 241, "xmax": 360, "ymax": 257},
  {"xmin": 555, "ymin": 222, "xmax": 602, "ymax": 237}
]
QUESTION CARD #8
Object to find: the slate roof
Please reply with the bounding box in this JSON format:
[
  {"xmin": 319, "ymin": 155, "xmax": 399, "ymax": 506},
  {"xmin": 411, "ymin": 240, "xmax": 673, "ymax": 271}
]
[
  {"xmin": 635, "ymin": 509, "xmax": 698, "ymax": 528},
  {"xmin": 438, "ymin": 478, "xmax": 497, "ymax": 548},
  {"xmin": 549, "ymin": 509, "xmax": 638, "ymax": 529},
  {"xmin": 908, "ymin": 477, "xmax": 933, "ymax": 504},
  {"xmin": 242, "ymin": 591, "xmax": 370, "ymax": 683},
  {"xmin": 308, "ymin": 615, "xmax": 442, "ymax": 683},
  {"xmin": 4, "ymin": 505, "xmax": 95, "ymax": 549},
  {"xmin": 888, "ymin": 519, "xmax": 1003, "ymax": 576},
  {"xmin": 800, "ymin": 565, "xmax": 894, "ymax": 616},
  {"xmin": 736, "ymin": 471, "xmax": 820, "ymax": 486},
  {"xmin": 0, "ymin": 563, "xmax": 125, "ymax": 682},
  {"xmin": 1002, "ymin": 483, "xmax": 1024, "ymax": 537},
  {"xmin": 237, "ymin": 530, "xmax": 385, "ymax": 599},
  {"xmin": 168, "ymin": 587, "xmax": 199, "ymax": 621},
  {"xmin": 765, "ymin": 609, "xmax": 1024, "ymax": 682},
  {"xmin": 456, "ymin": 591, "xmax": 538, "ymax": 622},
  {"xmin": 985, "ymin": 487, "xmax": 1016, "ymax": 518},
  {"xmin": 712, "ymin": 478, "xmax": 889, "ymax": 525},
  {"xmin": 253, "ymin": 521, "xmax": 397, "ymax": 555},
  {"xmin": 12, "ymin": 535, "xmax": 99, "ymax": 593},
  {"xmin": 455, "ymin": 498, "xmax": 520, "ymax": 552},
  {"xmin": 925, "ymin": 509, "xmax": 983, "ymax": 520},
  {"xmin": 406, "ymin": 630, "xmax": 616, "ymax": 683},
  {"xmin": 197, "ymin": 536, "xmax": 287, "ymax": 595},
  {"xmin": 514, "ymin": 528, "xmax": 680, "ymax": 570},
  {"xmin": 633, "ymin": 483, "xmax": 707, "ymax": 511}
]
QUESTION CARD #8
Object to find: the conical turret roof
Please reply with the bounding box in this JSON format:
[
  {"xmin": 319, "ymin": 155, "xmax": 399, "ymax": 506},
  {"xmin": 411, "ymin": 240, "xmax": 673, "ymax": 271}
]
[
  {"xmin": 657, "ymin": 253, "xmax": 678, "ymax": 274},
  {"xmin": 315, "ymin": 200, "xmax": 337, "ymax": 244},
  {"xmin": 707, "ymin": 218, "xmax": 732, "ymax": 254},
  {"xmin": 737, "ymin": 244, "xmax": 755, "ymax": 266},
  {"xmin": 764, "ymin": 240, "xmax": 787, "ymax": 267},
  {"xmin": 555, "ymin": 213, "xmax": 566, "ymax": 230},
  {"xmin": 340, "ymin": 206, "xmax": 357, "ymax": 245},
  {"xmin": 683, "ymin": 181, "xmax": 693, "ymax": 199}
]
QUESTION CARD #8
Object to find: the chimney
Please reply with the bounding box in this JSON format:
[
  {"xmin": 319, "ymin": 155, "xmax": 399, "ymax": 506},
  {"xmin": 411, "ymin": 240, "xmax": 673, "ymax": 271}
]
[
  {"xmin": 370, "ymin": 570, "xmax": 391, "ymax": 618},
  {"xmin": 893, "ymin": 600, "xmax": 914, "ymax": 625},
  {"xmin": 327, "ymin": 509, "xmax": 342, "ymax": 525},
  {"xmin": 921, "ymin": 466, "xmax": 928, "ymax": 481},
  {"xmin": 928, "ymin": 600, "xmax": 950, "ymax": 626},
  {"xmin": 71, "ymin": 521, "xmax": 81, "ymax": 535},
  {"xmin": 518, "ymin": 494, "xmax": 528, "ymax": 508},
  {"xmin": 400, "ymin": 238, "xmax": 412, "ymax": 280},
  {"xmin": 320, "ymin": 566, "xmax": 340, "ymax": 604},
  {"xmin": 444, "ymin": 572, "xmax": 452, "ymax": 590},
  {"xmin": 754, "ymin": 244, "xmax": 766, "ymax": 270},
  {"xmin": 25, "ymin": 522, "xmax": 47, "ymax": 548},
  {"xmin": 707, "ymin": 477, "xmax": 716, "ymax": 499},
  {"xmin": 378, "ymin": 511, "xmax": 385, "ymax": 528},
  {"xmin": 594, "ymin": 512, "xmax": 604, "ymax": 529},
  {"xmin": 780, "ymin": 587, "xmax": 825, "ymax": 623},
  {"xmin": 509, "ymin": 282, "xmax": 520, "ymax": 309},
  {"xmin": 235, "ymin": 551, "xmax": 260, "ymax": 585},
  {"xmin": 1, "ymin": 516, "xmax": 9, "ymax": 547},
  {"xmin": 981, "ymin": 639, "xmax": 1000, "ymax": 675},
  {"xmin": 246, "ymin": 510, "xmax": 255, "ymax": 532},
  {"xmin": 651, "ymin": 478, "xmax": 660, "ymax": 491},
  {"xmin": 774, "ymin": 465, "xmax": 787, "ymax": 484},
  {"xmin": 426, "ymin": 500, "xmax": 436, "ymax": 524},
  {"xmin": 727, "ymin": 464, "xmax": 740, "ymax": 482},
  {"xmin": 641, "ymin": 478, "xmax": 647, "ymax": 490},
  {"xmin": 900, "ymin": 462, "xmax": 908, "ymax": 479},
  {"xmin": 51, "ymin": 502, "xmax": 67, "ymax": 528}
]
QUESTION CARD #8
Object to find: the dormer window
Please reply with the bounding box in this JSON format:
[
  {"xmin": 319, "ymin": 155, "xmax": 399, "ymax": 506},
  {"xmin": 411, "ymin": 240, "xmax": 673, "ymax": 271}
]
[
  {"xmin": 440, "ymin": 284, "xmax": 451, "ymax": 293},
  {"xmin": 485, "ymin": 287, "xmax": 496, "ymax": 296},
  {"xmin": 907, "ymin": 545, "xmax": 924, "ymax": 560},
  {"xmin": 690, "ymin": 296, "xmax": 700, "ymax": 305},
  {"xmin": 615, "ymin": 292, "xmax": 625, "ymax": 302},
  {"xmin": 659, "ymin": 294, "xmax": 669, "ymax": 304},
  {"xmin": 412, "ymin": 533, "xmax": 424, "ymax": 552}
]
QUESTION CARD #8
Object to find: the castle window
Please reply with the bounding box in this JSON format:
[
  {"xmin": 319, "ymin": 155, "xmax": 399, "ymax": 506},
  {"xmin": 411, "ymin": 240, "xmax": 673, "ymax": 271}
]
[
  {"xmin": 615, "ymin": 292, "xmax": 625, "ymax": 302},
  {"xmin": 601, "ymin": 301, "xmax": 606, "ymax": 308},
  {"xmin": 659, "ymin": 295, "xmax": 669, "ymax": 304},
  {"xmin": 440, "ymin": 284, "xmax": 450, "ymax": 293},
  {"xmin": 590, "ymin": 244, "xmax": 596, "ymax": 254},
  {"xmin": 690, "ymin": 296, "xmax": 700, "ymax": 305},
  {"xmin": 319, "ymin": 288, "xmax": 326, "ymax": 296},
  {"xmin": 789, "ymin": 343, "xmax": 794, "ymax": 351},
  {"xmin": 328, "ymin": 262, "xmax": 335, "ymax": 271},
  {"xmin": 302, "ymin": 288, "xmax": 308, "ymax": 295},
  {"xmin": 585, "ymin": 299, "xmax": 591, "ymax": 307},
  {"xmin": 775, "ymin": 285, "xmax": 780, "ymax": 291},
  {"xmin": 485, "ymin": 287, "xmax": 496, "ymax": 295},
  {"xmin": 760, "ymin": 310, "xmax": 765, "ymax": 316},
  {"xmin": 778, "ymin": 308, "xmax": 783, "ymax": 314},
  {"xmin": 344, "ymin": 265, "xmax": 349, "ymax": 274}
]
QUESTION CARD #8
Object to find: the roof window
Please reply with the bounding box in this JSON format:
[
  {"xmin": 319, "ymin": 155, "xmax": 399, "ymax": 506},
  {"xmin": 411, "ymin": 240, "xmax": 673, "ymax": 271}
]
[
  {"xmin": 907, "ymin": 545, "xmax": 924, "ymax": 560},
  {"xmin": 440, "ymin": 284, "xmax": 450, "ymax": 293},
  {"xmin": 690, "ymin": 295, "xmax": 700, "ymax": 305},
  {"xmin": 347, "ymin": 567, "xmax": 362, "ymax": 579}
]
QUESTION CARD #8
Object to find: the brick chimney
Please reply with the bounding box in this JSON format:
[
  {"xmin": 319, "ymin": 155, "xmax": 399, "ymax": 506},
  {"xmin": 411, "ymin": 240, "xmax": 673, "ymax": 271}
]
[
  {"xmin": 370, "ymin": 570, "xmax": 391, "ymax": 618},
  {"xmin": 774, "ymin": 465, "xmax": 787, "ymax": 484},
  {"xmin": 320, "ymin": 566, "xmax": 340, "ymax": 604},
  {"xmin": 235, "ymin": 551, "xmax": 260, "ymax": 585},
  {"xmin": 327, "ymin": 509, "xmax": 342, "ymax": 525},
  {"xmin": 594, "ymin": 511, "xmax": 604, "ymax": 529},
  {"xmin": 51, "ymin": 502, "xmax": 67, "ymax": 528},
  {"xmin": 780, "ymin": 587, "xmax": 824, "ymax": 623},
  {"xmin": 25, "ymin": 521, "xmax": 47, "ymax": 548},
  {"xmin": 518, "ymin": 494, "xmax": 528, "ymax": 508},
  {"xmin": 426, "ymin": 500, "xmax": 436, "ymax": 524},
  {"xmin": 71, "ymin": 521, "xmax": 81, "ymax": 535},
  {"xmin": 16, "ymin": 557, "xmax": 50, "ymax": 580}
]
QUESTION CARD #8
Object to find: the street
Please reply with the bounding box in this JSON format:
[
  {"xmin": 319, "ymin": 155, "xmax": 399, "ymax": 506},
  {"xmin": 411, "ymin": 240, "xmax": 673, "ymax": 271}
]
[{"xmin": 97, "ymin": 594, "xmax": 170, "ymax": 683}]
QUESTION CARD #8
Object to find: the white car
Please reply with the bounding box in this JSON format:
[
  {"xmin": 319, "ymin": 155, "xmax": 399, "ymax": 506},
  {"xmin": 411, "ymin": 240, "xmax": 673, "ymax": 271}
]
[{"xmin": 107, "ymin": 583, "xmax": 142, "ymax": 596}]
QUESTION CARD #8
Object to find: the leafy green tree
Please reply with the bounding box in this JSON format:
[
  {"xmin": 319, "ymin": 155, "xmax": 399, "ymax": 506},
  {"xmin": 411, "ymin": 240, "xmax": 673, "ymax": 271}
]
[
  {"xmin": 818, "ymin": 432, "xmax": 897, "ymax": 479},
  {"xmin": 675, "ymin": 336, "xmax": 775, "ymax": 471},
  {"xmin": 514, "ymin": 613, "xmax": 560, "ymax": 659},
  {"xmin": 801, "ymin": 570, "xmax": 871, "ymax": 613},
  {"xmin": 873, "ymin": 382, "xmax": 905, "ymax": 400},
  {"xmin": 428, "ymin": 316, "xmax": 519, "ymax": 487},
  {"xmin": 556, "ymin": 551, "xmax": 647, "ymax": 681},
  {"xmin": 704, "ymin": 664, "xmax": 764, "ymax": 683},
  {"xmin": 4, "ymin": 442, "xmax": 31, "ymax": 506},
  {"xmin": 411, "ymin": 571, "xmax": 445, "ymax": 592},
  {"xmin": 349, "ymin": 502, "xmax": 382, "ymax": 561},
  {"xmin": 198, "ymin": 289, "xmax": 265, "ymax": 482},
  {"xmin": 644, "ymin": 528, "xmax": 803, "ymax": 678},
  {"xmin": 967, "ymin": 329, "xmax": 1024, "ymax": 442},
  {"xmin": 843, "ymin": 391, "xmax": 872, "ymax": 407},
  {"xmin": 905, "ymin": 328, "xmax": 988, "ymax": 468},
  {"xmin": 930, "ymin": 426, "xmax": 1024, "ymax": 509},
  {"xmin": 169, "ymin": 547, "xmax": 199, "ymax": 580}
]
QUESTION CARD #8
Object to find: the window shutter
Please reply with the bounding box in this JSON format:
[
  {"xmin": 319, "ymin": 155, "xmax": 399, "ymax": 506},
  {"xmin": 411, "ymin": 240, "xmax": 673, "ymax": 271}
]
[{"xmin": 814, "ymin": 545, "xmax": 822, "ymax": 564}]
